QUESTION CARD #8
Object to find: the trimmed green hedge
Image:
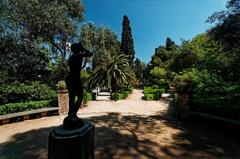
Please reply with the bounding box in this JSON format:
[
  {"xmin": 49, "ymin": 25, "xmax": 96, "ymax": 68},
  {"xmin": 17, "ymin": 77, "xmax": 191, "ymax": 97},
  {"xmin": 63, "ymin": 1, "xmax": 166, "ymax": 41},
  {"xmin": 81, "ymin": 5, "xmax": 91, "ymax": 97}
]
[
  {"xmin": 192, "ymin": 96, "xmax": 240, "ymax": 121},
  {"xmin": 111, "ymin": 91, "xmax": 129, "ymax": 100},
  {"xmin": 143, "ymin": 87, "xmax": 165, "ymax": 100},
  {"xmin": 83, "ymin": 92, "xmax": 92, "ymax": 103},
  {"xmin": 0, "ymin": 100, "xmax": 57, "ymax": 115},
  {"xmin": 143, "ymin": 93, "xmax": 155, "ymax": 101},
  {"xmin": 110, "ymin": 87, "xmax": 132, "ymax": 100},
  {"xmin": 0, "ymin": 81, "xmax": 57, "ymax": 104}
]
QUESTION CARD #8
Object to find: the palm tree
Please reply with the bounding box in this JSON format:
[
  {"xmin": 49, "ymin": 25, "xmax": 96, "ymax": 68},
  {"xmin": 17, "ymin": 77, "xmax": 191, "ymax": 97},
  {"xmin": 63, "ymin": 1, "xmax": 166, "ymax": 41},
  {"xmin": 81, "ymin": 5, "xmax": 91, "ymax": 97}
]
[{"xmin": 89, "ymin": 52, "xmax": 136, "ymax": 94}]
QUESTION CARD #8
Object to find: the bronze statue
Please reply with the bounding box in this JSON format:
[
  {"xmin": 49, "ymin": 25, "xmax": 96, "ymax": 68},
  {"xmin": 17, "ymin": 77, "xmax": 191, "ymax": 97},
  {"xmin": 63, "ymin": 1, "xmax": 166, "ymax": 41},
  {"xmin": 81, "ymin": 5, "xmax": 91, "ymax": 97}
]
[{"xmin": 63, "ymin": 42, "xmax": 93, "ymax": 129}]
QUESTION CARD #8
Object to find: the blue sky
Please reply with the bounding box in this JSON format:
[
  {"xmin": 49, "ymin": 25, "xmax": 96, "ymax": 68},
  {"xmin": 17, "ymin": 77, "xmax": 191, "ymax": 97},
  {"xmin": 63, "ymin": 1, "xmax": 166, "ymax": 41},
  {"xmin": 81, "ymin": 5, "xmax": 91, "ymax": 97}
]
[{"xmin": 82, "ymin": 0, "xmax": 227, "ymax": 63}]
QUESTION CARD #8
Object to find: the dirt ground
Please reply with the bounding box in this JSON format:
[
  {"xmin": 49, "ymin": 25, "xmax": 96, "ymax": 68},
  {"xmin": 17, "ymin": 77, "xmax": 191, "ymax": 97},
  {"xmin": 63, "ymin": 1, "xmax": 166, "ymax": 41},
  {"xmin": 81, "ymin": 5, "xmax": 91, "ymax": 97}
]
[{"xmin": 0, "ymin": 89, "xmax": 240, "ymax": 159}]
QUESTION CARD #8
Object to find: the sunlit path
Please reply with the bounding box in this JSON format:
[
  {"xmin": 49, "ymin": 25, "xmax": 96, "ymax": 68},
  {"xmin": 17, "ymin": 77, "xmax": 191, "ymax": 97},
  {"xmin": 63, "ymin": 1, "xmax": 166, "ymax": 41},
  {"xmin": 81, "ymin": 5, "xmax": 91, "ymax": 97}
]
[{"xmin": 80, "ymin": 89, "xmax": 169, "ymax": 117}]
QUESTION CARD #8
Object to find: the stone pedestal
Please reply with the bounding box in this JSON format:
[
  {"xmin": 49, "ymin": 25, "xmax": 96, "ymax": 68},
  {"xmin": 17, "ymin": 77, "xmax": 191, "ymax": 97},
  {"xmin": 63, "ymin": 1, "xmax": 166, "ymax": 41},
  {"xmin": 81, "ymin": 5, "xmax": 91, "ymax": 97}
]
[
  {"xmin": 48, "ymin": 121, "xmax": 95, "ymax": 159},
  {"xmin": 57, "ymin": 90, "xmax": 69, "ymax": 115}
]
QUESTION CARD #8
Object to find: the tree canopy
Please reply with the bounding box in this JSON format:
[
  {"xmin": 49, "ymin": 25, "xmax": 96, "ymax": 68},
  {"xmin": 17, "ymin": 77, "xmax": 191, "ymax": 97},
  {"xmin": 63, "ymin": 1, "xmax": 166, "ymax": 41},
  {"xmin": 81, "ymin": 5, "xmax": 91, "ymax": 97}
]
[{"xmin": 0, "ymin": 0, "xmax": 84, "ymax": 59}]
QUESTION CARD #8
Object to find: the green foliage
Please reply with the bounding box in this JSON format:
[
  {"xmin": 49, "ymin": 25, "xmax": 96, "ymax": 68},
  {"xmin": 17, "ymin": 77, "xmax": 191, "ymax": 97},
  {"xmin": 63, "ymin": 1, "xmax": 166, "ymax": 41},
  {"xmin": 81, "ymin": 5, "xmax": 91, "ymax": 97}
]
[
  {"xmin": 81, "ymin": 70, "xmax": 91, "ymax": 90},
  {"xmin": 207, "ymin": 0, "xmax": 240, "ymax": 49},
  {"xmin": 171, "ymin": 49, "xmax": 198, "ymax": 73},
  {"xmin": 143, "ymin": 87, "xmax": 165, "ymax": 100},
  {"xmin": 122, "ymin": 87, "xmax": 134, "ymax": 94},
  {"xmin": 148, "ymin": 67, "xmax": 170, "ymax": 89},
  {"xmin": 143, "ymin": 2, "xmax": 240, "ymax": 121},
  {"xmin": 134, "ymin": 58, "xmax": 146, "ymax": 82},
  {"xmin": 0, "ymin": 0, "xmax": 85, "ymax": 87},
  {"xmin": 83, "ymin": 91, "xmax": 92, "ymax": 103},
  {"xmin": 80, "ymin": 23, "xmax": 120, "ymax": 69},
  {"xmin": 89, "ymin": 53, "xmax": 137, "ymax": 92},
  {"xmin": 110, "ymin": 87, "xmax": 131, "ymax": 100},
  {"xmin": 0, "ymin": 37, "xmax": 50, "ymax": 83},
  {"xmin": 145, "ymin": 37, "xmax": 178, "ymax": 86},
  {"xmin": 150, "ymin": 67, "xmax": 167, "ymax": 78},
  {"xmin": 0, "ymin": 82, "xmax": 57, "ymax": 104},
  {"xmin": 0, "ymin": 100, "xmax": 56, "ymax": 115},
  {"xmin": 56, "ymin": 81, "xmax": 67, "ymax": 90},
  {"xmin": 207, "ymin": 1, "xmax": 240, "ymax": 82},
  {"xmin": 0, "ymin": 0, "xmax": 84, "ymax": 59},
  {"xmin": 111, "ymin": 92, "xmax": 129, "ymax": 100},
  {"xmin": 166, "ymin": 37, "xmax": 175, "ymax": 51},
  {"xmin": 172, "ymin": 93, "xmax": 179, "ymax": 117},
  {"xmin": 111, "ymin": 93, "xmax": 124, "ymax": 100},
  {"xmin": 122, "ymin": 91, "xmax": 130, "ymax": 98},
  {"xmin": 120, "ymin": 15, "xmax": 135, "ymax": 66},
  {"xmin": 174, "ymin": 68, "xmax": 240, "ymax": 120},
  {"xmin": 47, "ymin": 57, "xmax": 68, "ymax": 86},
  {"xmin": 143, "ymin": 94, "xmax": 155, "ymax": 101},
  {"xmin": 149, "ymin": 46, "xmax": 169, "ymax": 68}
]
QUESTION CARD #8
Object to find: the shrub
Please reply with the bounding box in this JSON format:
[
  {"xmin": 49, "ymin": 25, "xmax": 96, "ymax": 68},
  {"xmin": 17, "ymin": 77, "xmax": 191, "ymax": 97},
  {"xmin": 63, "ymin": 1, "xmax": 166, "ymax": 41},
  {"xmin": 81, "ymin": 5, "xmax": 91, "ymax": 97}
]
[
  {"xmin": 143, "ymin": 94, "xmax": 154, "ymax": 101},
  {"xmin": 121, "ymin": 87, "xmax": 134, "ymax": 94},
  {"xmin": 110, "ymin": 87, "xmax": 132, "ymax": 101},
  {"xmin": 56, "ymin": 80, "xmax": 67, "ymax": 90},
  {"xmin": 143, "ymin": 86, "xmax": 165, "ymax": 100},
  {"xmin": 111, "ymin": 93, "xmax": 118, "ymax": 100},
  {"xmin": 0, "ymin": 100, "xmax": 56, "ymax": 115},
  {"xmin": 83, "ymin": 92, "xmax": 92, "ymax": 103},
  {"xmin": 0, "ymin": 81, "xmax": 57, "ymax": 104},
  {"xmin": 111, "ymin": 93, "xmax": 124, "ymax": 100},
  {"xmin": 122, "ymin": 91, "xmax": 129, "ymax": 99},
  {"xmin": 174, "ymin": 68, "xmax": 240, "ymax": 120}
]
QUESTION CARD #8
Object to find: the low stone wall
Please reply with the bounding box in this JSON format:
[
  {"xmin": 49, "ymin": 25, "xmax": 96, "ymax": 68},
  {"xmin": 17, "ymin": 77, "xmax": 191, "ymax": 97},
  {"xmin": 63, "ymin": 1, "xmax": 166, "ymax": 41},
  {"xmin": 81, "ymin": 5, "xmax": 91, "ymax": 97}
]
[
  {"xmin": 0, "ymin": 107, "xmax": 59, "ymax": 125},
  {"xmin": 58, "ymin": 90, "xmax": 69, "ymax": 115},
  {"xmin": 177, "ymin": 92, "xmax": 190, "ymax": 119}
]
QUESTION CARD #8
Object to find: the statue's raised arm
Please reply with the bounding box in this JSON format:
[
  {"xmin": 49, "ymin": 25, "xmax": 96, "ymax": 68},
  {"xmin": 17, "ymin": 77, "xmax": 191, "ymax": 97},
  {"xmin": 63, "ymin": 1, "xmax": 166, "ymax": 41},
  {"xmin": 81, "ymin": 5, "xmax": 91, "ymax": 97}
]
[{"xmin": 79, "ymin": 42, "xmax": 93, "ymax": 57}]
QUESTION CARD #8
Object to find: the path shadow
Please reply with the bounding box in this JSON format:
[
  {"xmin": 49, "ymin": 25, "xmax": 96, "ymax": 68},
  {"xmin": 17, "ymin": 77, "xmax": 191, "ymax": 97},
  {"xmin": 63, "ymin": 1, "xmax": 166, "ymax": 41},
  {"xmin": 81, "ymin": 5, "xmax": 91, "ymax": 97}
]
[
  {"xmin": 0, "ymin": 126, "xmax": 56, "ymax": 159},
  {"xmin": 87, "ymin": 113, "xmax": 240, "ymax": 159},
  {"xmin": 1, "ymin": 112, "xmax": 240, "ymax": 159}
]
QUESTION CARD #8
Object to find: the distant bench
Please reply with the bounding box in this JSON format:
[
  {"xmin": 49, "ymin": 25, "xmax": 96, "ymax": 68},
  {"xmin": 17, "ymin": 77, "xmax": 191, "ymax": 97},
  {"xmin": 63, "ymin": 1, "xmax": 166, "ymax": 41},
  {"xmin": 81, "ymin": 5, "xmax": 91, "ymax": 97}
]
[{"xmin": 0, "ymin": 107, "xmax": 59, "ymax": 125}]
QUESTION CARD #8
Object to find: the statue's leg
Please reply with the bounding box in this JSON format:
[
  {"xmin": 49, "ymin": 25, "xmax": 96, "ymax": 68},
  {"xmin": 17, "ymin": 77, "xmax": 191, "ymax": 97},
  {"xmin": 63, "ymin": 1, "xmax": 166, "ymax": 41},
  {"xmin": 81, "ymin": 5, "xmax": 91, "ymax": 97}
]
[
  {"xmin": 74, "ymin": 86, "xmax": 83, "ymax": 116},
  {"xmin": 68, "ymin": 90, "xmax": 76, "ymax": 118}
]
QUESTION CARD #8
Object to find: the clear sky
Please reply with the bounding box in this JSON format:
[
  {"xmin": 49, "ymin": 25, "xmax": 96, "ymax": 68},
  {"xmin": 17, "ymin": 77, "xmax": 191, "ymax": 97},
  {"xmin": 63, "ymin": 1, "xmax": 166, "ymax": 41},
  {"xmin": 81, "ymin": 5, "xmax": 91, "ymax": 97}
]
[{"xmin": 82, "ymin": 0, "xmax": 227, "ymax": 63}]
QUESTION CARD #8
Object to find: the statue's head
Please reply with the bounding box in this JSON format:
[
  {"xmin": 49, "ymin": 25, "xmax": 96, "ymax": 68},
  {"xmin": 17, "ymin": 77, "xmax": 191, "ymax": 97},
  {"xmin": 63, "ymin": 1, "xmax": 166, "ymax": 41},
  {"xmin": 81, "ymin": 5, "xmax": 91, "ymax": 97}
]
[
  {"xmin": 71, "ymin": 43, "xmax": 80, "ymax": 54},
  {"xmin": 71, "ymin": 42, "xmax": 84, "ymax": 54}
]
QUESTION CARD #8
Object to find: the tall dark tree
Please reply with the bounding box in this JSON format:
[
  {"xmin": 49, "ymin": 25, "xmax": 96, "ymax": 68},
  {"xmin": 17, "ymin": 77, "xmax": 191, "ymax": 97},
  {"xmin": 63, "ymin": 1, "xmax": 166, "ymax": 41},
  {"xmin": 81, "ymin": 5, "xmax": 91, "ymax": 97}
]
[
  {"xmin": 166, "ymin": 37, "xmax": 175, "ymax": 51},
  {"xmin": 207, "ymin": 0, "xmax": 240, "ymax": 49},
  {"xmin": 0, "ymin": 36, "xmax": 49, "ymax": 83},
  {"xmin": 134, "ymin": 58, "xmax": 146, "ymax": 82},
  {"xmin": 207, "ymin": 0, "xmax": 240, "ymax": 82},
  {"xmin": 120, "ymin": 15, "xmax": 135, "ymax": 67}
]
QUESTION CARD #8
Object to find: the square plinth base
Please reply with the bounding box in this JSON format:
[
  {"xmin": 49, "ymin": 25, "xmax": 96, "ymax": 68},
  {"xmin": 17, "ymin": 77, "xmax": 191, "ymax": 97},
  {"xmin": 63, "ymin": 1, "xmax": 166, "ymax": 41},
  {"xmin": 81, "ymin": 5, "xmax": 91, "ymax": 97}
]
[{"xmin": 48, "ymin": 121, "xmax": 95, "ymax": 159}]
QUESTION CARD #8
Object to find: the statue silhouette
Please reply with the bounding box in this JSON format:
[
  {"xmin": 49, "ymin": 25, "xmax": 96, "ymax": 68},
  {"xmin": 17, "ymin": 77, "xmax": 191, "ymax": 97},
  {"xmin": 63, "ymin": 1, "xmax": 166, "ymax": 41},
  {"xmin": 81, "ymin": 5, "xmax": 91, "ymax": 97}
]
[{"xmin": 63, "ymin": 42, "xmax": 93, "ymax": 129}]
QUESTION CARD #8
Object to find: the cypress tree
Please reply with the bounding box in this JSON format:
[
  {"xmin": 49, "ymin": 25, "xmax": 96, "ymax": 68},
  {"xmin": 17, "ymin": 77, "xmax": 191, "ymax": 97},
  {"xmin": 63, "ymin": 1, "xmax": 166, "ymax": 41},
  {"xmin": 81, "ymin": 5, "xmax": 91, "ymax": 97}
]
[
  {"xmin": 166, "ymin": 37, "xmax": 175, "ymax": 51},
  {"xmin": 120, "ymin": 15, "xmax": 135, "ymax": 67}
]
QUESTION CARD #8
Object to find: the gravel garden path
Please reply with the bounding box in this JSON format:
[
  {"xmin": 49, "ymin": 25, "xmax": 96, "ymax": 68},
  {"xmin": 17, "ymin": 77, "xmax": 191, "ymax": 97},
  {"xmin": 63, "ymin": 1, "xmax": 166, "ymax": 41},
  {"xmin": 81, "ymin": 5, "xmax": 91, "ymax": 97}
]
[{"xmin": 0, "ymin": 89, "xmax": 239, "ymax": 159}]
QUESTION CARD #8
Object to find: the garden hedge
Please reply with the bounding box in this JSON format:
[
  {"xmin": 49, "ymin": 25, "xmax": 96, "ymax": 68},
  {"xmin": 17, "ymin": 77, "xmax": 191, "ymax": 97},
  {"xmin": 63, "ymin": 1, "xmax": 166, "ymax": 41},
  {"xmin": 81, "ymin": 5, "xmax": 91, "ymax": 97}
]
[
  {"xmin": 143, "ymin": 86, "xmax": 165, "ymax": 100},
  {"xmin": 0, "ymin": 100, "xmax": 57, "ymax": 115},
  {"xmin": 0, "ymin": 81, "xmax": 57, "ymax": 104}
]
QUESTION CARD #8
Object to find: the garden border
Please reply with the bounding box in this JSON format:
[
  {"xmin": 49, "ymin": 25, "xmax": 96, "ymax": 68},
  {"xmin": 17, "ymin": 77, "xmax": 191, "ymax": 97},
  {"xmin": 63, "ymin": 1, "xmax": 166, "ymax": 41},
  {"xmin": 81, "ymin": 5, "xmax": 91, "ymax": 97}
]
[{"xmin": 0, "ymin": 107, "xmax": 59, "ymax": 125}]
